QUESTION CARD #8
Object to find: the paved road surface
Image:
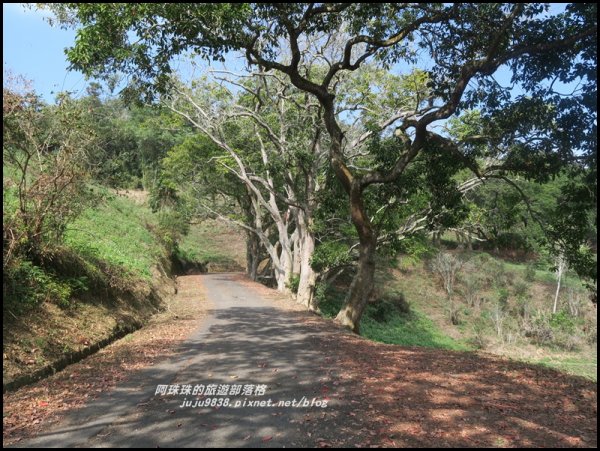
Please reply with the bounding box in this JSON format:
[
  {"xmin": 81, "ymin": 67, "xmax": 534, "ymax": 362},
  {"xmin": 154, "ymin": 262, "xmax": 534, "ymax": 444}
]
[{"xmin": 16, "ymin": 273, "xmax": 353, "ymax": 448}]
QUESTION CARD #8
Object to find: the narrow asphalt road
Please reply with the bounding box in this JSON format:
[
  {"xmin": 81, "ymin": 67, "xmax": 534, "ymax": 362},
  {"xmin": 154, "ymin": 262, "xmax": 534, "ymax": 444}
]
[{"xmin": 15, "ymin": 273, "xmax": 356, "ymax": 448}]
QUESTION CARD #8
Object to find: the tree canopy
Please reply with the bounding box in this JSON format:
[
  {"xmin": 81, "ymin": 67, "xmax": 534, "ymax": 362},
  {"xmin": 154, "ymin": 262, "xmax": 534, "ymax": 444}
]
[{"xmin": 42, "ymin": 2, "xmax": 597, "ymax": 330}]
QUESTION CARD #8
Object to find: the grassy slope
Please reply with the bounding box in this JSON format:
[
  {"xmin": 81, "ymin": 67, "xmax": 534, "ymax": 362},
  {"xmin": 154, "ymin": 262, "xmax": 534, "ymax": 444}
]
[
  {"xmin": 178, "ymin": 219, "xmax": 246, "ymax": 272},
  {"xmin": 383, "ymin": 254, "xmax": 597, "ymax": 381},
  {"xmin": 3, "ymin": 191, "xmax": 171, "ymax": 385},
  {"xmin": 318, "ymin": 282, "xmax": 470, "ymax": 352},
  {"xmin": 316, "ymin": 244, "xmax": 595, "ymax": 380},
  {"xmin": 65, "ymin": 192, "xmax": 163, "ymax": 280}
]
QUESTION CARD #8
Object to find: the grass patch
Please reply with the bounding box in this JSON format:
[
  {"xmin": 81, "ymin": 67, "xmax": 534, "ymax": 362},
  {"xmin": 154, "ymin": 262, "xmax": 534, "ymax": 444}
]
[
  {"xmin": 64, "ymin": 192, "xmax": 163, "ymax": 280},
  {"xmin": 317, "ymin": 284, "xmax": 469, "ymax": 351},
  {"xmin": 528, "ymin": 355, "xmax": 597, "ymax": 381},
  {"xmin": 4, "ymin": 189, "xmax": 171, "ymax": 386},
  {"xmin": 360, "ymin": 307, "xmax": 471, "ymax": 350},
  {"xmin": 178, "ymin": 219, "xmax": 245, "ymax": 271}
]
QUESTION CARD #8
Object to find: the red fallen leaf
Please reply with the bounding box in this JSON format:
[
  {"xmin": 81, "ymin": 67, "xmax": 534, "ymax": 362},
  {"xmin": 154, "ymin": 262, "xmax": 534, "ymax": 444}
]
[
  {"xmin": 38, "ymin": 401, "xmax": 49, "ymax": 407},
  {"xmin": 262, "ymin": 436, "xmax": 273, "ymax": 442}
]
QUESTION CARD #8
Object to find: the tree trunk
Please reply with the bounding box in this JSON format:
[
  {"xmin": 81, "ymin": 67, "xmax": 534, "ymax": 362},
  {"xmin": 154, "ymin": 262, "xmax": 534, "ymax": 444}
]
[
  {"xmin": 335, "ymin": 236, "xmax": 377, "ymax": 333},
  {"xmin": 291, "ymin": 228, "xmax": 301, "ymax": 275},
  {"xmin": 274, "ymin": 234, "xmax": 293, "ymax": 293},
  {"xmin": 553, "ymin": 254, "xmax": 566, "ymax": 314},
  {"xmin": 334, "ymin": 180, "xmax": 378, "ymax": 333},
  {"xmin": 296, "ymin": 214, "xmax": 318, "ymax": 311},
  {"xmin": 246, "ymin": 231, "xmax": 260, "ymax": 281}
]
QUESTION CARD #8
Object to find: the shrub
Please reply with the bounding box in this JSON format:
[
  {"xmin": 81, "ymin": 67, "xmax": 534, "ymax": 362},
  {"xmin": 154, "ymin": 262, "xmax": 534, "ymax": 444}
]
[
  {"xmin": 370, "ymin": 300, "xmax": 398, "ymax": 323},
  {"xmin": 549, "ymin": 310, "xmax": 578, "ymax": 335},
  {"xmin": 3, "ymin": 259, "xmax": 73, "ymax": 312},
  {"xmin": 497, "ymin": 287, "xmax": 510, "ymax": 308},
  {"xmin": 553, "ymin": 332, "xmax": 584, "ymax": 352},
  {"xmin": 512, "ymin": 279, "xmax": 530, "ymax": 300},
  {"xmin": 3, "ymin": 81, "xmax": 97, "ymax": 268},
  {"xmin": 468, "ymin": 317, "xmax": 490, "ymax": 349},
  {"xmin": 524, "ymin": 263, "xmax": 537, "ymax": 282},
  {"xmin": 287, "ymin": 274, "xmax": 301, "ymax": 294},
  {"xmin": 155, "ymin": 209, "xmax": 190, "ymax": 253},
  {"xmin": 460, "ymin": 269, "xmax": 484, "ymax": 309},
  {"xmin": 523, "ymin": 312, "xmax": 554, "ymax": 345},
  {"xmin": 584, "ymin": 317, "xmax": 597, "ymax": 345},
  {"xmin": 369, "ymin": 291, "xmax": 410, "ymax": 323}
]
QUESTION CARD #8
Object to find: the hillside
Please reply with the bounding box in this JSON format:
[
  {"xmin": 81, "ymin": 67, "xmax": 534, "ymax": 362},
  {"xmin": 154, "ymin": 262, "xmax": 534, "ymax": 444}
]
[{"xmin": 3, "ymin": 191, "xmax": 175, "ymax": 390}]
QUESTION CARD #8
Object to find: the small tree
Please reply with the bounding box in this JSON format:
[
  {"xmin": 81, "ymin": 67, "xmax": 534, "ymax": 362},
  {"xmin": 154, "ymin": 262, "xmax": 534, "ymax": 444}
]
[
  {"xmin": 553, "ymin": 253, "xmax": 568, "ymax": 314},
  {"xmin": 431, "ymin": 252, "xmax": 463, "ymax": 324},
  {"xmin": 3, "ymin": 76, "xmax": 96, "ymax": 267}
]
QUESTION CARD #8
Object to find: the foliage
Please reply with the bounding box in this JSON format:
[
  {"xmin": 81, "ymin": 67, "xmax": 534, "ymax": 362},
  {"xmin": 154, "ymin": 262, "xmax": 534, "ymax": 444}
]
[
  {"xmin": 317, "ymin": 282, "xmax": 468, "ymax": 350},
  {"xmin": 77, "ymin": 85, "xmax": 185, "ymax": 189},
  {"xmin": 3, "ymin": 77, "xmax": 98, "ymax": 270},
  {"xmin": 40, "ymin": 3, "xmax": 597, "ymax": 332},
  {"xmin": 155, "ymin": 209, "xmax": 191, "ymax": 254},
  {"xmin": 524, "ymin": 263, "xmax": 537, "ymax": 282},
  {"xmin": 3, "ymin": 259, "xmax": 73, "ymax": 312},
  {"xmin": 286, "ymin": 274, "xmax": 301, "ymax": 294}
]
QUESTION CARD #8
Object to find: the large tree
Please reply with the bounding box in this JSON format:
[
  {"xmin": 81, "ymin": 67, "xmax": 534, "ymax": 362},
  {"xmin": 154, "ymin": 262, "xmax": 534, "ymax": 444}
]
[
  {"xmin": 162, "ymin": 71, "xmax": 327, "ymax": 306},
  {"xmin": 45, "ymin": 3, "xmax": 597, "ymax": 331}
]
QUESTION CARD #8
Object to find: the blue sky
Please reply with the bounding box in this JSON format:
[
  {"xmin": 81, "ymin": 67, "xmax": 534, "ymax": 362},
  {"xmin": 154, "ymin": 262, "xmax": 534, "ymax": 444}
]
[
  {"xmin": 2, "ymin": 3, "xmax": 246, "ymax": 102},
  {"xmin": 3, "ymin": 3, "xmax": 85, "ymax": 102},
  {"xmin": 3, "ymin": 3, "xmax": 573, "ymax": 105}
]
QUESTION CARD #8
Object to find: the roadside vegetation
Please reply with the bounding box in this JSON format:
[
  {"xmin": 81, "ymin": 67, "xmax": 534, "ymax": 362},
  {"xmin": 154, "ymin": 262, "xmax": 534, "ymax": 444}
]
[{"xmin": 3, "ymin": 3, "xmax": 597, "ymax": 388}]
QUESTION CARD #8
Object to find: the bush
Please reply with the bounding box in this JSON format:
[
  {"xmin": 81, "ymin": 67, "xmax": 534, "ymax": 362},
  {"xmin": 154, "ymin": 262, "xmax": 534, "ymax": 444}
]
[
  {"xmin": 524, "ymin": 313, "xmax": 554, "ymax": 345},
  {"xmin": 549, "ymin": 310, "xmax": 578, "ymax": 335},
  {"xmin": 468, "ymin": 317, "xmax": 490, "ymax": 349},
  {"xmin": 3, "ymin": 259, "xmax": 73, "ymax": 312},
  {"xmin": 472, "ymin": 254, "xmax": 508, "ymax": 288},
  {"xmin": 287, "ymin": 274, "xmax": 300, "ymax": 294},
  {"xmin": 497, "ymin": 287, "xmax": 510, "ymax": 308},
  {"xmin": 512, "ymin": 279, "xmax": 530, "ymax": 300},
  {"xmin": 512, "ymin": 279, "xmax": 531, "ymax": 318},
  {"xmin": 553, "ymin": 332, "xmax": 584, "ymax": 352},
  {"xmin": 370, "ymin": 300, "xmax": 397, "ymax": 323},
  {"xmin": 584, "ymin": 318, "xmax": 597, "ymax": 345},
  {"xmin": 524, "ymin": 263, "xmax": 537, "ymax": 282},
  {"xmin": 523, "ymin": 310, "xmax": 586, "ymax": 350},
  {"xmin": 155, "ymin": 209, "xmax": 190, "ymax": 253},
  {"xmin": 369, "ymin": 291, "xmax": 411, "ymax": 323}
]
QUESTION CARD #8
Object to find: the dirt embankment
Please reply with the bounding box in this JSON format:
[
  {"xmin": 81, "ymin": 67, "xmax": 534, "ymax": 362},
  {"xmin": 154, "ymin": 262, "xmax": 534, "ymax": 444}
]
[
  {"xmin": 2, "ymin": 255, "xmax": 177, "ymax": 393},
  {"xmin": 3, "ymin": 274, "xmax": 212, "ymax": 446}
]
